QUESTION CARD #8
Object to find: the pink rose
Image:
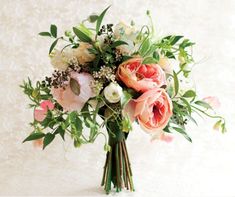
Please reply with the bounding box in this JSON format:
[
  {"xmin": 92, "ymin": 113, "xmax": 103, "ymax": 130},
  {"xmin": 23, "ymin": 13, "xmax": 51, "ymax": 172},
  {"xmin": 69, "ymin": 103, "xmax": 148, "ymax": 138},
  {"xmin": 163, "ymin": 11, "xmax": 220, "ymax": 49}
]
[
  {"xmin": 126, "ymin": 88, "xmax": 172, "ymax": 132},
  {"xmin": 203, "ymin": 96, "xmax": 221, "ymax": 109},
  {"xmin": 51, "ymin": 72, "xmax": 95, "ymax": 112},
  {"xmin": 34, "ymin": 100, "xmax": 54, "ymax": 122},
  {"xmin": 117, "ymin": 58, "xmax": 166, "ymax": 92}
]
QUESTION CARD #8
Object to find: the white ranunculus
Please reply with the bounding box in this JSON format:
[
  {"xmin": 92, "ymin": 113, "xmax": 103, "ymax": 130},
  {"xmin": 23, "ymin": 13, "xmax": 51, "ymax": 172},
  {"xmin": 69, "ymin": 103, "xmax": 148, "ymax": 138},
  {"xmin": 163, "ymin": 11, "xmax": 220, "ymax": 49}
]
[
  {"xmin": 104, "ymin": 83, "xmax": 123, "ymax": 103},
  {"xmin": 50, "ymin": 49, "xmax": 74, "ymax": 71}
]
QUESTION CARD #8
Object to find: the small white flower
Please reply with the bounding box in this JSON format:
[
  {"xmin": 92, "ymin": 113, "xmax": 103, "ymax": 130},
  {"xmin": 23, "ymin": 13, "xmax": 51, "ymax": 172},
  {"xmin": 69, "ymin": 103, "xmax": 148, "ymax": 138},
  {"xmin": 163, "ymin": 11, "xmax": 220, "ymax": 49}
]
[{"xmin": 104, "ymin": 82, "xmax": 123, "ymax": 103}]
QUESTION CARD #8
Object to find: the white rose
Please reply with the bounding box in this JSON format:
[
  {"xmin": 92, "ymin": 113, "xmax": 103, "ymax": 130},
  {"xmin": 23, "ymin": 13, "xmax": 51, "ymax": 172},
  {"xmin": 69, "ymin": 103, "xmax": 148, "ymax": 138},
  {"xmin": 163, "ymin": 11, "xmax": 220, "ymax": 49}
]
[
  {"xmin": 104, "ymin": 83, "xmax": 123, "ymax": 103},
  {"xmin": 50, "ymin": 49, "xmax": 74, "ymax": 71}
]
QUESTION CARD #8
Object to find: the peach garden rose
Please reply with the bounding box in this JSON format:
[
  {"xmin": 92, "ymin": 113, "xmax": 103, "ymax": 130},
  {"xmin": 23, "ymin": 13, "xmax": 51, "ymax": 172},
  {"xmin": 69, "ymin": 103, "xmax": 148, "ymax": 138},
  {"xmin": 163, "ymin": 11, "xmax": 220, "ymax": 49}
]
[
  {"xmin": 133, "ymin": 88, "xmax": 172, "ymax": 132},
  {"xmin": 117, "ymin": 57, "xmax": 166, "ymax": 92}
]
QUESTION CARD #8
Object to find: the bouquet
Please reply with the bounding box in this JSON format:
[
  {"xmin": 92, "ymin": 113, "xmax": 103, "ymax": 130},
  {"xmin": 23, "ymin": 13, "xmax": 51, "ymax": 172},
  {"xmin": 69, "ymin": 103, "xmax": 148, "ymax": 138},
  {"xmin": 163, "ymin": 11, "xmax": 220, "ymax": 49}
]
[{"xmin": 21, "ymin": 6, "xmax": 226, "ymax": 194}]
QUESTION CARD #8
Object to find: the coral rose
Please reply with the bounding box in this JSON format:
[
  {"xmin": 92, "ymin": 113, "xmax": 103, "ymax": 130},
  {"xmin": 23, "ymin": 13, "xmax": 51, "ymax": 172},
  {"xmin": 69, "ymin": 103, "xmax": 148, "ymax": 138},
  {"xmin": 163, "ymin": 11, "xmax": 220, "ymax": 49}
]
[
  {"xmin": 51, "ymin": 72, "xmax": 95, "ymax": 112},
  {"xmin": 133, "ymin": 88, "xmax": 172, "ymax": 132},
  {"xmin": 117, "ymin": 58, "xmax": 166, "ymax": 92}
]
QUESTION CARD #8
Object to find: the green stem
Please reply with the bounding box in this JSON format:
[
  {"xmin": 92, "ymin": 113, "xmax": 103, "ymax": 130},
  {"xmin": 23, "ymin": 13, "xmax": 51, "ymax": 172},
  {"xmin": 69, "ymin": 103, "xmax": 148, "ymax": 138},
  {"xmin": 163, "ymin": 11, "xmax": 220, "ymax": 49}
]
[{"xmin": 191, "ymin": 105, "xmax": 225, "ymax": 121}]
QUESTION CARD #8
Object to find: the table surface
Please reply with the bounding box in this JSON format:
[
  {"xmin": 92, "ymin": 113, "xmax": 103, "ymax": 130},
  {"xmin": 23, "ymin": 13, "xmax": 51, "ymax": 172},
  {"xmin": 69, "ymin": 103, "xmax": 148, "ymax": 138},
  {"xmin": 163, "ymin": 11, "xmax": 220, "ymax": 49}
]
[{"xmin": 0, "ymin": 0, "xmax": 235, "ymax": 196}]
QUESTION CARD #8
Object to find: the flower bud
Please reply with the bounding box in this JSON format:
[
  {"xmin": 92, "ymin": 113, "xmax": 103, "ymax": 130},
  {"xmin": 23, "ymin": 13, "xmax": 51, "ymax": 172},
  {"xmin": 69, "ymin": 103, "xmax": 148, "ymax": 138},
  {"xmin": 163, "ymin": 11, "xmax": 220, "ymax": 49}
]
[{"xmin": 104, "ymin": 82, "xmax": 123, "ymax": 103}]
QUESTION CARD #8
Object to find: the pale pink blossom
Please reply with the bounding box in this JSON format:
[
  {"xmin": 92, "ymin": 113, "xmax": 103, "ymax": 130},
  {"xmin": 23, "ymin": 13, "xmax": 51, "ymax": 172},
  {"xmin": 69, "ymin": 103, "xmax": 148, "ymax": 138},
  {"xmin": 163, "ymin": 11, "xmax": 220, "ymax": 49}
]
[
  {"xmin": 203, "ymin": 96, "xmax": 221, "ymax": 109},
  {"xmin": 51, "ymin": 72, "xmax": 95, "ymax": 112},
  {"xmin": 34, "ymin": 100, "xmax": 54, "ymax": 122}
]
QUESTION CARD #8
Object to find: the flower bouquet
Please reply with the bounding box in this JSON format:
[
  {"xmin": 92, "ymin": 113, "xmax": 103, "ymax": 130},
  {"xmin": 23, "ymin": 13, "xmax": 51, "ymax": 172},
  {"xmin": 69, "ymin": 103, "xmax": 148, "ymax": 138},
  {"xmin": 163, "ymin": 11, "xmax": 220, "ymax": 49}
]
[{"xmin": 21, "ymin": 6, "xmax": 226, "ymax": 194}]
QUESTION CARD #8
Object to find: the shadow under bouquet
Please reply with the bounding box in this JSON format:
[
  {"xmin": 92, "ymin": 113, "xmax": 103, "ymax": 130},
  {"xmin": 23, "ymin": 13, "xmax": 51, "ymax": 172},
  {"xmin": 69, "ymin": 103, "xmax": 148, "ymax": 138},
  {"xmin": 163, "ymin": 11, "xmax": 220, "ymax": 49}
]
[{"xmin": 21, "ymin": 6, "xmax": 226, "ymax": 194}]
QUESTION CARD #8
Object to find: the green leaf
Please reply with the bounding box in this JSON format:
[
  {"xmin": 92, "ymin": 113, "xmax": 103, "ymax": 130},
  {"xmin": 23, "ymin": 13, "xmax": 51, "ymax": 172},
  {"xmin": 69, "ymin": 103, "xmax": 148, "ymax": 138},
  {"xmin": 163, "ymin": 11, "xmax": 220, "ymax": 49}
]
[
  {"xmin": 183, "ymin": 90, "xmax": 196, "ymax": 98},
  {"xmin": 165, "ymin": 51, "xmax": 175, "ymax": 59},
  {"xmin": 77, "ymin": 24, "xmax": 93, "ymax": 37},
  {"xmin": 74, "ymin": 139, "xmax": 82, "ymax": 148},
  {"xmin": 194, "ymin": 100, "xmax": 212, "ymax": 109},
  {"xmin": 38, "ymin": 32, "xmax": 51, "ymax": 37},
  {"xmin": 73, "ymin": 27, "xmax": 92, "ymax": 42},
  {"xmin": 172, "ymin": 127, "xmax": 192, "ymax": 142},
  {"xmin": 49, "ymin": 38, "xmax": 59, "ymax": 54},
  {"xmin": 179, "ymin": 39, "xmax": 195, "ymax": 49},
  {"xmin": 139, "ymin": 38, "xmax": 150, "ymax": 56},
  {"xmin": 55, "ymin": 126, "xmax": 65, "ymax": 140},
  {"xmin": 180, "ymin": 97, "xmax": 192, "ymax": 114},
  {"xmin": 50, "ymin": 24, "xmax": 57, "ymax": 38},
  {"xmin": 96, "ymin": 6, "xmax": 111, "ymax": 34},
  {"xmin": 121, "ymin": 91, "xmax": 132, "ymax": 108},
  {"xmin": 70, "ymin": 78, "xmax": 80, "ymax": 96},
  {"xmin": 142, "ymin": 56, "xmax": 158, "ymax": 64},
  {"xmin": 88, "ymin": 14, "xmax": 99, "ymax": 23},
  {"xmin": 221, "ymin": 123, "xmax": 227, "ymax": 133},
  {"xmin": 153, "ymin": 51, "xmax": 160, "ymax": 62},
  {"xmin": 23, "ymin": 132, "xmax": 45, "ymax": 143},
  {"xmin": 111, "ymin": 40, "xmax": 128, "ymax": 48},
  {"xmin": 173, "ymin": 71, "xmax": 179, "ymax": 96},
  {"xmin": 40, "ymin": 110, "xmax": 53, "ymax": 127},
  {"xmin": 43, "ymin": 133, "xmax": 55, "ymax": 149},
  {"xmin": 170, "ymin": 35, "xmax": 183, "ymax": 45},
  {"xmin": 69, "ymin": 112, "xmax": 83, "ymax": 135}
]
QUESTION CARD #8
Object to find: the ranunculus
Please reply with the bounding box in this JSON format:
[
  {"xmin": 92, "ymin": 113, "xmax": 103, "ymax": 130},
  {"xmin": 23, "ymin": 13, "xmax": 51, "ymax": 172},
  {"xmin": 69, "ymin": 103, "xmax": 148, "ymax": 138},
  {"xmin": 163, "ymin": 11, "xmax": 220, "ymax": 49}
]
[
  {"xmin": 130, "ymin": 88, "xmax": 172, "ymax": 132},
  {"xmin": 73, "ymin": 42, "xmax": 95, "ymax": 65},
  {"xmin": 117, "ymin": 58, "xmax": 166, "ymax": 92},
  {"xmin": 51, "ymin": 72, "xmax": 95, "ymax": 112},
  {"xmin": 104, "ymin": 82, "xmax": 123, "ymax": 103},
  {"xmin": 34, "ymin": 100, "xmax": 55, "ymax": 122},
  {"xmin": 50, "ymin": 49, "xmax": 75, "ymax": 71}
]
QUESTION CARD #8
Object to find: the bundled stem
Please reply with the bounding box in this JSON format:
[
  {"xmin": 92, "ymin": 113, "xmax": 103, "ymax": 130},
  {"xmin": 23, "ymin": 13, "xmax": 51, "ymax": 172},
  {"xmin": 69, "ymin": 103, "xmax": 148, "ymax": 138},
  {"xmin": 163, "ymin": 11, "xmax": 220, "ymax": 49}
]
[{"xmin": 101, "ymin": 128, "xmax": 134, "ymax": 194}]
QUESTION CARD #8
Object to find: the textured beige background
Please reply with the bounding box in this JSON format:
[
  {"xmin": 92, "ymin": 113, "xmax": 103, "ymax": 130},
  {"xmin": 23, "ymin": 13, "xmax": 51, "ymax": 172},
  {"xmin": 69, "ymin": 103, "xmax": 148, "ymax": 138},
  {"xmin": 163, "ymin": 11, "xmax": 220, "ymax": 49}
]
[{"xmin": 1, "ymin": 0, "xmax": 235, "ymax": 196}]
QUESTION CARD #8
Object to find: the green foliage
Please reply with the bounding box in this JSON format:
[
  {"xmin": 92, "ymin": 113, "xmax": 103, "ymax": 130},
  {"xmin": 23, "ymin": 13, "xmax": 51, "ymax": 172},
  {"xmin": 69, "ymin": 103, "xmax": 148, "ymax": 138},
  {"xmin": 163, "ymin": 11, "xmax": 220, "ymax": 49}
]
[
  {"xmin": 73, "ymin": 27, "xmax": 92, "ymax": 43},
  {"xmin": 49, "ymin": 38, "xmax": 59, "ymax": 54},
  {"xmin": 39, "ymin": 32, "xmax": 51, "ymax": 37},
  {"xmin": 173, "ymin": 71, "xmax": 179, "ymax": 97},
  {"xmin": 23, "ymin": 132, "xmax": 45, "ymax": 143},
  {"xmin": 96, "ymin": 6, "xmax": 111, "ymax": 34},
  {"xmin": 43, "ymin": 133, "xmax": 55, "ymax": 149},
  {"xmin": 50, "ymin": 24, "xmax": 57, "ymax": 38}
]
